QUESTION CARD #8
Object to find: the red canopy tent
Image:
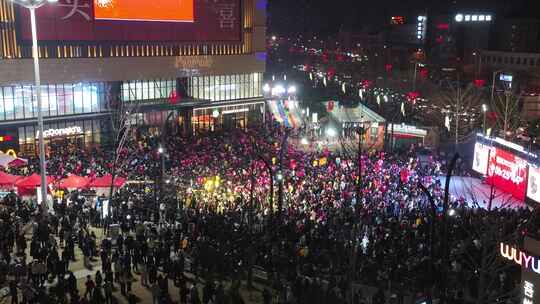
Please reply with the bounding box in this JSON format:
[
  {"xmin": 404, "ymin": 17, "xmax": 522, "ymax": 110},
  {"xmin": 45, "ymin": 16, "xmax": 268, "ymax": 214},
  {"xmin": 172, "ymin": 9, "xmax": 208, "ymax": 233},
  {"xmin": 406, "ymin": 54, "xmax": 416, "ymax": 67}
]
[
  {"xmin": 58, "ymin": 175, "xmax": 90, "ymax": 189},
  {"xmin": 15, "ymin": 173, "xmax": 55, "ymax": 188},
  {"xmin": 0, "ymin": 171, "xmax": 21, "ymax": 187},
  {"xmin": 89, "ymin": 174, "xmax": 126, "ymax": 188}
]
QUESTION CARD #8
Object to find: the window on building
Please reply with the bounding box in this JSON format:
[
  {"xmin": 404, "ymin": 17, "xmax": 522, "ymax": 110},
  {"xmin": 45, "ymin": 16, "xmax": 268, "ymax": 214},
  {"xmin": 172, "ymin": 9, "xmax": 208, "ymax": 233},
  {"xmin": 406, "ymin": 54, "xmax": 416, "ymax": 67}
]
[
  {"xmin": 187, "ymin": 73, "xmax": 263, "ymax": 102},
  {"xmin": 0, "ymin": 83, "xmax": 105, "ymax": 121},
  {"xmin": 121, "ymin": 79, "xmax": 176, "ymax": 102}
]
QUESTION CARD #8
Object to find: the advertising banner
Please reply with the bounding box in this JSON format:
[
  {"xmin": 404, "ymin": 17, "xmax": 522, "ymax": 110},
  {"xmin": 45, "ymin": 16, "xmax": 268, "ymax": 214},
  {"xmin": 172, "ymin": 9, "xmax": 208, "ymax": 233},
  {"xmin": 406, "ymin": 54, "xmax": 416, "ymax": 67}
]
[
  {"xmin": 486, "ymin": 148, "xmax": 528, "ymax": 201},
  {"xmin": 18, "ymin": 0, "xmax": 241, "ymax": 42},
  {"xmin": 472, "ymin": 142, "xmax": 491, "ymax": 175},
  {"xmin": 94, "ymin": 0, "xmax": 194, "ymax": 22}
]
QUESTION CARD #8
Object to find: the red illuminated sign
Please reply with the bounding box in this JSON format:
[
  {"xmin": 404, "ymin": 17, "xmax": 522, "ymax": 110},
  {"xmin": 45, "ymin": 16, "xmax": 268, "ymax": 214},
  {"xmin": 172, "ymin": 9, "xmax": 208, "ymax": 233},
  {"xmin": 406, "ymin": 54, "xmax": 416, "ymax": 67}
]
[
  {"xmin": 391, "ymin": 16, "xmax": 405, "ymax": 25},
  {"xmin": 486, "ymin": 148, "xmax": 528, "ymax": 201},
  {"xmin": 18, "ymin": 0, "xmax": 240, "ymax": 42},
  {"xmin": 436, "ymin": 23, "xmax": 450, "ymax": 30},
  {"xmin": 0, "ymin": 136, "xmax": 13, "ymax": 142}
]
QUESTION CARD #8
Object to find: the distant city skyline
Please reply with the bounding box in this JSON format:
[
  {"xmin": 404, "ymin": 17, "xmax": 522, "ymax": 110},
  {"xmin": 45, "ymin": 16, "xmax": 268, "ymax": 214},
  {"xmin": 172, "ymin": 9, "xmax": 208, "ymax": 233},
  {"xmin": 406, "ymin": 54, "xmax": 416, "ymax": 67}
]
[{"xmin": 268, "ymin": 0, "xmax": 539, "ymax": 36}]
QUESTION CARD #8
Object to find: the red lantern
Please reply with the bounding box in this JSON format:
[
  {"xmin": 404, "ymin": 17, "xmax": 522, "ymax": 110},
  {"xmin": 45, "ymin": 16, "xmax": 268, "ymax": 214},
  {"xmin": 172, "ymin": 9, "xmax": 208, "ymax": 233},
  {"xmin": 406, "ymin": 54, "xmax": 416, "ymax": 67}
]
[
  {"xmin": 327, "ymin": 101, "xmax": 335, "ymax": 112},
  {"xmin": 327, "ymin": 67, "xmax": 336, "ymax": 79},
  {"xmin": 420, "ymin": 68, "xmax": 428, "ymax": 79},
  {"xmin": 361, "ymin": 80, "xmax": 373, "ymax": 89},
  {"xmin": 474, "ymin": 79, "xmax": 486, "ymax": 88},
  {"xmin": 169, "ymin": 90, "xmax": 179, "ymax": 104},
  {"xmin": 407, "ymin": 92, "xmax": 420, "ymax": 104},
  {"xmin": 385, "ymin": 64, "xmax": 393, "ymax": 72}
]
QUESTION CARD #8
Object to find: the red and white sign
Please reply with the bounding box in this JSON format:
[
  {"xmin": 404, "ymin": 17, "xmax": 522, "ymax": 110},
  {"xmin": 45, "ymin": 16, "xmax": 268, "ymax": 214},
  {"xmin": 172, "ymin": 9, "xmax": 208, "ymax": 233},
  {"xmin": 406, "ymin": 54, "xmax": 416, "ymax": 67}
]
[
  {"xmin": 486, "ymin": 148, "xmax": 528, "ymax": 201},
  {"xmin": 528, "ymin": 166, "xmax": 540, "ymax": 203},
  {"xmin": 472, "ymin": 142, "xmax": 491, "ymax": 175}
]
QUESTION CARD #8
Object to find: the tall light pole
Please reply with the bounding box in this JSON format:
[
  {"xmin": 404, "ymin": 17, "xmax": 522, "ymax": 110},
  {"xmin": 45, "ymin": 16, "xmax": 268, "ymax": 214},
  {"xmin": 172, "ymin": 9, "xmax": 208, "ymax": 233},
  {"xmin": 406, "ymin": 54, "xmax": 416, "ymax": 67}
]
[{"xmin": 11, "ymin": 0, "xmax": 58, "ymax": 215}]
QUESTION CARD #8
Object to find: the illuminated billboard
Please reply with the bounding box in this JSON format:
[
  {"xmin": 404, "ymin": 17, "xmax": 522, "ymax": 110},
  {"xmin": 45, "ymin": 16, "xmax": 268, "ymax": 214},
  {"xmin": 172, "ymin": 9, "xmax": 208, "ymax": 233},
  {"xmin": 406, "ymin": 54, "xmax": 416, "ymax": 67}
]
[
  {"xmin": 472, "ymin": 142, "xmax": 491, "ymax": 175},
  {"xmin": 18, "ymin": 0, "xmax": 240, "ymax": 42},
  {"xmin": 528, "ymin": 166, "xmax": 540, "ymax": 203},
  {"xmin": 486, "ymin": 147, "xmax": 528, "ymax": 201},
  {"xmin": 94, "ymin": 0, "xmax": 194, "ymax": 22}
]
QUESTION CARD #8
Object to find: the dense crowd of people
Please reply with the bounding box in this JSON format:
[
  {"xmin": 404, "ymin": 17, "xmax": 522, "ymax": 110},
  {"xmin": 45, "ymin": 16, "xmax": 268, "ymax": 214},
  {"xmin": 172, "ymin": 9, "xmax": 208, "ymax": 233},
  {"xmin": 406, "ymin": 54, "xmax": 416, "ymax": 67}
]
[{"xmin": 0, "ymin": 123, "xmax": 534, "ymax": 304}]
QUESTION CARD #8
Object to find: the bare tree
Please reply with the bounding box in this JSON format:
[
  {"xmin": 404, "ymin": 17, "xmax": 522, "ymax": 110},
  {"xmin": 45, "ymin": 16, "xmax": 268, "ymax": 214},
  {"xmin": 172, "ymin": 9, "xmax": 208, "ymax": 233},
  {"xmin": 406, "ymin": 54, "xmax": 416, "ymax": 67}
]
[
  {"xmin": 490, "ymin": 90, "xmax": 523, "ymax": 139},
  {"xmin": 105, "ymin": 84, "xmax": 139, "ymax": 223},
  {"xmin": 419, "ymin": 82, "xmax": 486, "ymax": 144}
]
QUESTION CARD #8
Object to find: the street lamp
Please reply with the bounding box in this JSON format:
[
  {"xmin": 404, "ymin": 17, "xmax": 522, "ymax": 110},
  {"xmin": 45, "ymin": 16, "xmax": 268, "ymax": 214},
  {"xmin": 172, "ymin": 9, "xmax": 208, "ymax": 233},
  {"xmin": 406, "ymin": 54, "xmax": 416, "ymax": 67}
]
[
  {"xmin": 326, "ymin": 127, "xmax": 337, "ymax": 138},
  {"xmin": 11, "ymin": 0, "xmax": 58, "ymax": 214}
]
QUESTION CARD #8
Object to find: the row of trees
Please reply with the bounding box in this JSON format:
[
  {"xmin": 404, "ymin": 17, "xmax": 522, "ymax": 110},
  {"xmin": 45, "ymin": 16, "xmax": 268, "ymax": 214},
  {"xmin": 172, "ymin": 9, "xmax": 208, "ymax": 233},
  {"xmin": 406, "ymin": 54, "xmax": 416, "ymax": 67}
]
[{"xmin": 415, "ymin": 78, "xmax": 525, "ymax": 144}]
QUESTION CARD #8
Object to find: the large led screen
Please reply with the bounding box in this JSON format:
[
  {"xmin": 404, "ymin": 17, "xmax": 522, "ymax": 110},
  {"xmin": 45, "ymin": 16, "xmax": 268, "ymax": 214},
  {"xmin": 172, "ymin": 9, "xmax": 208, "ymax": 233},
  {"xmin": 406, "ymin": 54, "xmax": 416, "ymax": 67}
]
[
  {"xmin": 94, "ymin": 0, "xmax": 194, "ymax": 22},
  {"xmin": 528, "ymin": 166, "xmax": 540, "ymax": 203},
  {"xmin": 18, "ymin": 0, "xmax": 240, "ymax": 42},
  {"xmin": 486, "ymin": 148, "xmax": 528, "ymax": 201},
  {"xmin": 472, "ymin": 142, "xmax": 491, "ymax": 175}
]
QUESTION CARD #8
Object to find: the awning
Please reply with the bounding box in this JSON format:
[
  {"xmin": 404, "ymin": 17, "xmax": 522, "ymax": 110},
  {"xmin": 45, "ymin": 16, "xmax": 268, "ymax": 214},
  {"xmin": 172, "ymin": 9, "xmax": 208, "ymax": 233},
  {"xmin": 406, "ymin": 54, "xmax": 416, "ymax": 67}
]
[
  {"xmin": 89, "ymin": 174, "xmax": 126, "ymax": 188},
  {"xmin": 58, "ymin": 175, "xmax": 90, "ymax": 189}
]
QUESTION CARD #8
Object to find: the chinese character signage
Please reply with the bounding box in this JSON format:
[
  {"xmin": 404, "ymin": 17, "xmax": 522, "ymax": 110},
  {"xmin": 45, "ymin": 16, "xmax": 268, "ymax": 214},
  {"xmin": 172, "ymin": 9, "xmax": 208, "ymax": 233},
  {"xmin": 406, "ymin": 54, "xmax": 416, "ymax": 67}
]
[
  {"xmin": 524, "ymin": 281, "xmax": 535, "ymax": 304},
  {"xmin": 17, "ymin": 0, "xmax": 240, "ymax": 42}
]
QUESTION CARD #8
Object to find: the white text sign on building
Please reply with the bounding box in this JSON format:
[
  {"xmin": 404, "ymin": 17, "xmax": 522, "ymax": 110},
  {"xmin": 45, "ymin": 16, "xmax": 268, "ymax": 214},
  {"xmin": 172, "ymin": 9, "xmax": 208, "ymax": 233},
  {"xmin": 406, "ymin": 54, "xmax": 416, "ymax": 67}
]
[{"xmin": 36, "ymin": 126, "xmax": 83, "ymax": 139}]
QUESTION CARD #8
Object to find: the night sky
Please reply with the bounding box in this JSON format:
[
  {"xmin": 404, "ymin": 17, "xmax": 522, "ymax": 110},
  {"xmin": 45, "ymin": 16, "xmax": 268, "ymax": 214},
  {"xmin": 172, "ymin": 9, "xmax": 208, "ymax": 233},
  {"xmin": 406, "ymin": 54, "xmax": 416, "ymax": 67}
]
[{"xmin": 267, "ymin": 0, "xmax": 539, "ymax": 36}]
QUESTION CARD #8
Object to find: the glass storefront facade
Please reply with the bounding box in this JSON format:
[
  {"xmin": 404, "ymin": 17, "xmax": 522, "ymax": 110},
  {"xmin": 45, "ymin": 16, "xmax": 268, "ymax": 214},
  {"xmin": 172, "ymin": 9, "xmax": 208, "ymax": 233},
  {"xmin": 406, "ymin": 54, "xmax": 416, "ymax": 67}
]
[
  {"xmin": 17, "ymin": 119, "xmax": 105, "ymax": 156},
  {"xmin": 188, "ymin": 73, "xmax": 263, "ymax": 101},
  {"xmin": 0, "ymin": 83, "xmax": 107, "ymax": 121},
  {"xmin": 1, "ymin": 74, "xmax": 264, "ymax": 155},
  {"xmin": 192, "ymin": 102, "xmax": 265, "ymax": 132},
  {"xmin": 121, "ymin": 79, "xmax": 176, "ymax": 102}
]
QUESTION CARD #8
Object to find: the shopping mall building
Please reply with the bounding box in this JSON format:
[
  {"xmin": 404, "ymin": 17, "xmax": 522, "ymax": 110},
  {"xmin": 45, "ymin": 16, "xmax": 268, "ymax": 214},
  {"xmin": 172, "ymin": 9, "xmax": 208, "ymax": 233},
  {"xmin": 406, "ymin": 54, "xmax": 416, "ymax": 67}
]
[{"xmin": 0, "ymin": 0, "xmax": 266, "ymax": 155}]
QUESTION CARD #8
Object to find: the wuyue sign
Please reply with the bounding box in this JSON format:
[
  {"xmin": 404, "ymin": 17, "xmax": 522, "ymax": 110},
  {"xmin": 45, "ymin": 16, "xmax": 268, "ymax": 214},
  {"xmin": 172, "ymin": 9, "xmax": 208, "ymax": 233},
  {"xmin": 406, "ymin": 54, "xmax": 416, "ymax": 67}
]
[
  {"xmin": 500, "ymin": 238, "xmax": 540, "ymax": 304},
  {"xmin": 500, "ymin": 243, "xmax": 540, "ymax": 274}
]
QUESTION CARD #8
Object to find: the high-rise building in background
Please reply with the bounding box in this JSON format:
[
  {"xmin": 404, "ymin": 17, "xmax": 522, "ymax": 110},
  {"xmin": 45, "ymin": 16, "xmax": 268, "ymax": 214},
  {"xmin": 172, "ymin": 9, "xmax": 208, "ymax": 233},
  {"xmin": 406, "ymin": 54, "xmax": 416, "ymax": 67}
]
[{"xmin": 0, "ymin": 0, "xmax": 267, "ymax": 155}]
